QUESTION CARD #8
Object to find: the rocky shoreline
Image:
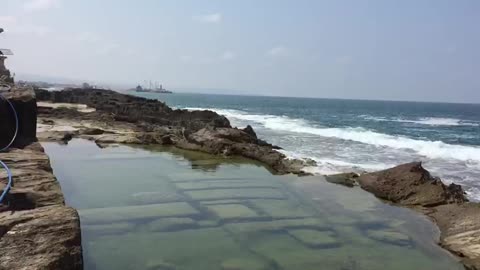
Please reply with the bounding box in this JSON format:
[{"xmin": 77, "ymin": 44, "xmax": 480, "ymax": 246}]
[
  {"xmin": 0, "ymin": 87, "xmax": 82, "ymax": 269},
  {"xmin": 1, "ymin": 86, "xmax": 479, "ymax": 269},
  {"xmin": 34, "ymin": 87, "xmax": 315, "ymax": 175}
]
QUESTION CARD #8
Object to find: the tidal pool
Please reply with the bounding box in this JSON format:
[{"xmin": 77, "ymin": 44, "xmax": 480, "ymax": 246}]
[{"xmin": 43, "ymin": 139, "xmax": 463, "ymax": 270}]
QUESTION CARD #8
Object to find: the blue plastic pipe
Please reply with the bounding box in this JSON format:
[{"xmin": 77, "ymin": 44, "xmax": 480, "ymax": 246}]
[
  {"xmin": 0, "ymin": 93, "xmax": 18, "ymax": 151},
  {"xmin": 0, "ymin": 92, "xmax": 19, "ymax": 204},
  {"xmin": 0, "ymin": 160, "xmax": 12, "ymax": 203}
]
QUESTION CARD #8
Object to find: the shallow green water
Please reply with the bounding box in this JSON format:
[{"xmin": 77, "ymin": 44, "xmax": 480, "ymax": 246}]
[{"xmin": 43, "ymin": 139, "xmax": 463, "ymax": 270}]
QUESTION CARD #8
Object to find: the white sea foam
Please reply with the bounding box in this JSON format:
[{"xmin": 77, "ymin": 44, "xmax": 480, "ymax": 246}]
[
  {"xmin": 186, "ymin": 107, "xmax": 480, "ymax": 163},
  {"xmin": 301, "ymin": 158, "xmax": 394, "ymax": 175},
  {"xmin": 363, "ymin": 115, "xmax": 479, "ymax": 127}
]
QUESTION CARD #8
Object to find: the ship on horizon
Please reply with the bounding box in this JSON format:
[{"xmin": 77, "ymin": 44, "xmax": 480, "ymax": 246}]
[{"xmin": 131, "ymin": 81, "xmax": 172, "ymax": 94}]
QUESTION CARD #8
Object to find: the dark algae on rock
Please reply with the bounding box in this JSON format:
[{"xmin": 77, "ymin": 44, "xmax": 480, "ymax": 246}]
[{"xmin": 35, "ymin": 88, "xmax": 314, "ymax": 174}]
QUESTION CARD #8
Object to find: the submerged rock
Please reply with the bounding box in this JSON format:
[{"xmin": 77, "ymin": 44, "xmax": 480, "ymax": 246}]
[
  {"xmin": 145, "ymin": 259, "xmax": 177, "ymax": 270},
  {"xmin": 225, "ymin": 218, "xmax": 328, "ymax": 235},
  {"xmin": 183, "ymin": 188, "xmax": 286, "ymax": 201},
  {"xmin": 221, "ymin": 258, "xmax": 271, "ymax": 270},
  {"xmin": 130, "ymin": 191, "xmax": 183, "ymax": 205},
  {"xmin": 79, "ymin": 202, "xmax": 200, "ymax": 225},
  {"xmin": 288, "ymin": 229, "xmax": 340, "ymax": 248},
  {"xmin": 82, "ymin": 222, "xmax": 135, "ymax": 236},
  {"xmin": 207, "ymin": 204, "xmax": 259, "ymax": 220},
  {"xmin": 250, "ymin": 199, "xmax": 312, "ymax": 219},
  {"xmin": 141, "ymin": 217, "xmax": 197, "ymax": 232},
  {"xmin": 366, "ymin": 230, "xmax": 411, "ymax": 246}
]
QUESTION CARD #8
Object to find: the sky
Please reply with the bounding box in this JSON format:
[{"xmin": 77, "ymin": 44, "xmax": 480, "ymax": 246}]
[{"xmin": 0, "ymin": 0, "xmax": 479, "ymax": 103}]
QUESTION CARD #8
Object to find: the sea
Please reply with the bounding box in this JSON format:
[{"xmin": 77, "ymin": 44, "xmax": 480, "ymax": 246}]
[{"xmin": 137, "ymin": 92, "xmax": 480, "ymax": 201}]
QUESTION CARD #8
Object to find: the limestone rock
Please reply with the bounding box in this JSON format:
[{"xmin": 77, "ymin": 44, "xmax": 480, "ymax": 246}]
[
  {"xmin": 430, "ymin": 203, "xmax": 480, "ymax": 269},
  {"xmin": 35, "ymin": 88, "xmax": 313, "ymax": 175},
  {"xmin": 81, "ymin": 127, "xmax": 105, "ymax": 135},
  {"xmin": 35, "ymin": 88, "xmax": 230, "ymax": 131},
  {"xmin": 325, "ymin": 172, "xmax": 359, "ymax": 187},
  {"xmin": 242, "ymin": 125, "xmax": 257, "ymax": 139},
  {"xmin": 357, "ymin": 162, "xmax": 467, "ymax": 206},
  {"xmin": 0, "ymin": 206, "xmax": 82, "ymax": 270},
  {"xmin": 0, "ymin": 143, "xmax": 64, "ymax": 209}
]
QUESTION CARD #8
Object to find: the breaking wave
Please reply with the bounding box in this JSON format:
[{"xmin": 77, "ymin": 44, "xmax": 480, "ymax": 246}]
[
  {"xmin": 362, "ymin": 116, "xmax": 479, "ymax": 126},
  {"xmin": 186, "ymin": 107, "xmax": 480, "ymax": 163}
]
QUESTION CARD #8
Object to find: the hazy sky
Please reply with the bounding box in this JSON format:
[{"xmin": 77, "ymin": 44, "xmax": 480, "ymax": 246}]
[{"xmin": 1, "ymin": 0, "xmax": 479, "ymax": 102}]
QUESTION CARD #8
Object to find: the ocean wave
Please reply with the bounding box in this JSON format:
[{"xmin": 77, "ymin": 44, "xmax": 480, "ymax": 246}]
[
  {"xmin": 300, "ymin": 158, "xmax": 393, "ymax": 175},
  {"xmin": 186, "ymin": 107, "xmax": 480, "ymax": 163},
  {"xmin": 362, "ymin": 115, "xmax": 479, "ymax": 127}
]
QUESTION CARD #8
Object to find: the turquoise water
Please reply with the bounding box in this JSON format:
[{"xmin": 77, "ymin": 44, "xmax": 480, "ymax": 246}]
[
  {"xmin": 44, "ymin": 139, "xmax": 463, "ymax": 270},
  {"xmin": 134, "ymin": 92, "xmax": 480, "ymax": 200}
]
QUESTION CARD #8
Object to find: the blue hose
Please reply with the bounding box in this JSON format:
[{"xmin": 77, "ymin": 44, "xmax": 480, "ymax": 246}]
[
  {"xmin": 0, "ymin": 92, "xmax": 18, "ymax": 205},
  {"xmin": 0, "ymin": 160, "xmax": 12, "ymax": 204}
]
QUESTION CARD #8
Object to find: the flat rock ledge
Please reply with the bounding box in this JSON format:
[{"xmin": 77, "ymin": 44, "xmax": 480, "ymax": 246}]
[
  {"xmin": 34, "ymin": 88, "xmax": 315, "ymax": 175},
  {"xmin": 1, "ymin": 87, "xmax": 82, "ymax": 270},
  {"xmin": 353, "ymin": 162, "xmax": 480, "ymax": 269}
]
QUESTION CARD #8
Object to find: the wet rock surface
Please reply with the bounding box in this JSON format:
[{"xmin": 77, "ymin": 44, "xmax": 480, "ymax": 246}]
[
  {"xmin": 325, "ymin": 172, "xmax": 359, "ymax": 187},
  {"xmin": 357, "ymin": 162, "xmax": 467, "ymax": 207},
  {"xmin": 35, "ymin": 88, "xmax": 313, "ymax": 174},
  {"xmin": 35, "ymin": 88, "xmax": 230, "ymax": 131},
  {"xmin": 0, "ymin": 87, "xmax": 82, "ymax": 270},
  {"xmin": 354, "ymin": 162, "xmax": 480, "ymax": 269},
  {"xmin": 0, "ymin": 206, "xmax": 83, "ymax": 270}
]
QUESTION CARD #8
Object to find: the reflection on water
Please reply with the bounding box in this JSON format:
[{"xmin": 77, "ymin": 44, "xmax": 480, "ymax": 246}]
[{"xmin": 43, "ymin": 139, "xmax": 463, "ymax": 270}]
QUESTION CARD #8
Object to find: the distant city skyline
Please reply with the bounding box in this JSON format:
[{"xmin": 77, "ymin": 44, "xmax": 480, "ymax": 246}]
[{"xmin": 1, "ymin": 0, "xmax": 479, "ymax": 103}]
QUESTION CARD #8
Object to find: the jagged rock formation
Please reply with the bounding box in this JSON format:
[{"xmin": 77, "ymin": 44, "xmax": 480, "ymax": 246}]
[
  {"xmin": 35, "ymin": 88, "xmax": 314, "ymax": 174},
  {"xmin": 0, "ymin": 87, "xmax": 82, "ymax": 269},
  {"xmin": 35, "ymin": 88, "xmax": 230, "ymax": 131},
  {"xmin": 357, "ymin": 162, "xmax": 467, "ymax": 207}
]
